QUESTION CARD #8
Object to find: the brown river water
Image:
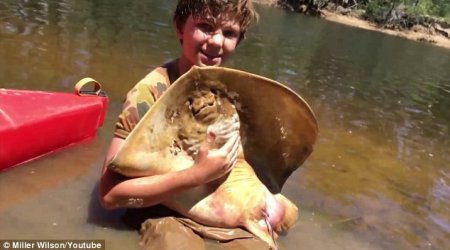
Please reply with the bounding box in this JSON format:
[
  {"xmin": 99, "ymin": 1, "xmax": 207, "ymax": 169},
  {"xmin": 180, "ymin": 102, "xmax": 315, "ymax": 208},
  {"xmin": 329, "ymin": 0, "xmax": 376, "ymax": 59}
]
[{"xmin": 1, "ymin": 1, "xmax": 449, "ymax": 249}]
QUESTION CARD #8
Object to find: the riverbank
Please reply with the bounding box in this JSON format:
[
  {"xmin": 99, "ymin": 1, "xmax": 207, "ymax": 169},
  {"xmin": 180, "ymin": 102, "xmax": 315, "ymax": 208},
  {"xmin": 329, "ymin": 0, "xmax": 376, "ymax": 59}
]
[
  {"xmin": 321, "ymin": 10, "xmax": 450, "ymax": 49},
  {"xmin": 254, "ymin": 1, "xmax": 450, "ymax": 50}
]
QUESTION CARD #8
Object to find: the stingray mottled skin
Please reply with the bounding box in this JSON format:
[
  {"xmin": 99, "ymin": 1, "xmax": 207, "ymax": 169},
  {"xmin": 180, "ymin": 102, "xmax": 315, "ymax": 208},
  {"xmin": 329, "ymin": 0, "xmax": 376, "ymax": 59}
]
[{"xmin": 110, "ymin": 66, "xmax": 318, "ymax": 249}]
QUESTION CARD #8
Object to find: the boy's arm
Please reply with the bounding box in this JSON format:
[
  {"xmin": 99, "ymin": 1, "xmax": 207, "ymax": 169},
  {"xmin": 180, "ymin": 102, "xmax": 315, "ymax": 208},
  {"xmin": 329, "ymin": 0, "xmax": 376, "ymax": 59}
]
[{"xmin": 99, "ymin": 131, "xmax": 240, "ymax": 209}]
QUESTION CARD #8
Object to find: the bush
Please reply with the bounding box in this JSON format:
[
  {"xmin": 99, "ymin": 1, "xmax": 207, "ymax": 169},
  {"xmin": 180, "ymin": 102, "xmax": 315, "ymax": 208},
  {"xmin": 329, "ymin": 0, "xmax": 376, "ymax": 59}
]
[{"xmin": 364, "ymin": 0, "xmax": 394, "ymax": 23}]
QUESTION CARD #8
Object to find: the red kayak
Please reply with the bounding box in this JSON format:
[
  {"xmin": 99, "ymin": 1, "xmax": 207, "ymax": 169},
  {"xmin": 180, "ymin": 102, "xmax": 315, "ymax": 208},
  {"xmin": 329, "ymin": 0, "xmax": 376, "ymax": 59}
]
[{"xmin": 0, "ymin": 78, "xmax": 108, "ymax": 171}]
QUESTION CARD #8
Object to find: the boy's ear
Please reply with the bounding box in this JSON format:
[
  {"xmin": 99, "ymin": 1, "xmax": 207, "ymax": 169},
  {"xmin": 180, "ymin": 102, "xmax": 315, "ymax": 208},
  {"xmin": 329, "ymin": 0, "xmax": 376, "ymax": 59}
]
[
  {"xmin": 237, "ymin": 32, "xmax": 246, "ymax": 45},
  {"xmin": 175, "ymin": 22, "xmax": 183, "ymax": 40},
  {"xmin": 175, "ymin": 26, "xmax": 184, "ymax": 44},
  {"xmin": 176, "ymin": 29, "xmax": 183, "ymax": 39}
]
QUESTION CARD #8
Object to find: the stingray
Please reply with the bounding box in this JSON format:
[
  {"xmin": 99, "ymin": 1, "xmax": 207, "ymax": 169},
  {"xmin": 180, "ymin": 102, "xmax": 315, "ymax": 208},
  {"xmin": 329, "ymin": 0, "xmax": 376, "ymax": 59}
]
[{"xmin": 109, "ymin": 66, "xmax": 318, "ymax": 249}]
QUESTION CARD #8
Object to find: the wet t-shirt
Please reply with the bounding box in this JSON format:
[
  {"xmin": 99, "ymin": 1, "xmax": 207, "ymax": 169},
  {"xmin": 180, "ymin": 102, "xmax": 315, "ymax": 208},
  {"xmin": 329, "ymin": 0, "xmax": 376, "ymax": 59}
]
[{"xmin": 114, "ymin": 67, "xmax": 171, "ymax": 139}]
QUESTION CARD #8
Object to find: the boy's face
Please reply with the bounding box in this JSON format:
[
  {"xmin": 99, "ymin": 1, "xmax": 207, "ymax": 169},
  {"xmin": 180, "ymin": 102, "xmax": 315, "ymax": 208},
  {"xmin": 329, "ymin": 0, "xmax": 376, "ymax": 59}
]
[{"xmin": 176, "ymin": 15, "xmax": 241, "ymax": 68}]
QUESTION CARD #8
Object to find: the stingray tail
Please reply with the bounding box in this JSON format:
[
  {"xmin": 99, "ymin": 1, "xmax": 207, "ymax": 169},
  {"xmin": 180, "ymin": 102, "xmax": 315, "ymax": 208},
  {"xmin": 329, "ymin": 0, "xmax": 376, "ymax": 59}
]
[{"xmin": 245, "ymin": 220, "xmax": 278, "ymax": 250}]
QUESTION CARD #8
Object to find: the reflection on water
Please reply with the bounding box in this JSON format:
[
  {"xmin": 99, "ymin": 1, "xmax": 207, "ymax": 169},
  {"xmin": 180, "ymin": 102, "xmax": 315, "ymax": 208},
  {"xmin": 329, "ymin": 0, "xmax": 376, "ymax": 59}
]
[{"xmin": 1, "ymin": 1, "xmax": 449, "ymax": 249}]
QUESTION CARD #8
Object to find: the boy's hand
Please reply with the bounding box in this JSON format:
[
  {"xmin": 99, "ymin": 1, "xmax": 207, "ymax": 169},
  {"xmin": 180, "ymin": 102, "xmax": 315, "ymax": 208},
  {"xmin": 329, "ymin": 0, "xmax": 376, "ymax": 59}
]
[{"xmin": 193, "ymin": 130, "xmax": 240, "ymax": 184}]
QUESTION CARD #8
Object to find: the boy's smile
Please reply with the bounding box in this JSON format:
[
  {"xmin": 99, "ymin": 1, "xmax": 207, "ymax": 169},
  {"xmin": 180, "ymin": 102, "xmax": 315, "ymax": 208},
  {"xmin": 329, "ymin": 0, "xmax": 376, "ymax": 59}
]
[{"xmin": 177, "ymin": 15, "xmax": 241, "ymax": 73}]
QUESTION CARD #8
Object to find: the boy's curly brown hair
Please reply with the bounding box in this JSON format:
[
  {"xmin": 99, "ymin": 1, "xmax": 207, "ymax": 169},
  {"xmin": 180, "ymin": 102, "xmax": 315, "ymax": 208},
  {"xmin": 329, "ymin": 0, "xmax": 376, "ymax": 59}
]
[{"xmin": 174, "ymin": 0, "xmax": 258, "ymax": 40}]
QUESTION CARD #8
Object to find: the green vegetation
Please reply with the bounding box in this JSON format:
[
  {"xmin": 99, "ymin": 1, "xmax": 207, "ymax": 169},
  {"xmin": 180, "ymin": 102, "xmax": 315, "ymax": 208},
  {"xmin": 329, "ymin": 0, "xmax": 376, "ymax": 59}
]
[
  {"xmin": 278, "ymin": 0, "xmax": 450, "ymax": 29},
  {"xmin": 364, "ymin": 0, "xmax": 450, "ymax": 23}
]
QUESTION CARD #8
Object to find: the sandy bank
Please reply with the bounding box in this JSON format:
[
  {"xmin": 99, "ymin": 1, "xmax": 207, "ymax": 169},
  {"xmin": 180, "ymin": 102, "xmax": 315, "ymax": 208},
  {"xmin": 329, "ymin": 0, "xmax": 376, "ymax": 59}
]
[{"xmin": 321, "ymin": 10, "xmax": 450, "ymax": 49}]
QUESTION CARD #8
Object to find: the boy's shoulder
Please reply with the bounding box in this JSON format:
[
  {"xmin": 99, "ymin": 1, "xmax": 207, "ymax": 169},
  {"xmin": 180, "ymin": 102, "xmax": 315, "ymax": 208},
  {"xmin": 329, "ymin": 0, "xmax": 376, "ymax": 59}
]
[
  {"xmin": 131, "ymin": 66, "xmax": 171, "ymax": 101},
  {"xmin": 115, "ymin": 66, "xmax": 172, "ymax": 138}
]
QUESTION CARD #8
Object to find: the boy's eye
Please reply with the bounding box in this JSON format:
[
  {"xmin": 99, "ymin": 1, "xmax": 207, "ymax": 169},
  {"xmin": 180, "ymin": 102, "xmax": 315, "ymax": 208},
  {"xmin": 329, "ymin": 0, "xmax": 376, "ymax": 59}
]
[
  {"xmin": 223, "ymin": 29, "xmax": 239, "ymax": 39},
  {"xmin": 196, "ymin": 22, "xmax": 214, "ymax": 34}
]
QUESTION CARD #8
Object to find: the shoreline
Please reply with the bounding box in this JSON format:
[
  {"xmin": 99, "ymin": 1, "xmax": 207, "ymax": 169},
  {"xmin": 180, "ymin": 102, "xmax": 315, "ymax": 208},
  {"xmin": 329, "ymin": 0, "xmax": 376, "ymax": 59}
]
[
  {"xmin": 320, "ymin": 10, "xmax": 450, "ymax": 50},
  {"xmin": 254, "ymin": 1, "xmax": 450, "ymax": 50}
]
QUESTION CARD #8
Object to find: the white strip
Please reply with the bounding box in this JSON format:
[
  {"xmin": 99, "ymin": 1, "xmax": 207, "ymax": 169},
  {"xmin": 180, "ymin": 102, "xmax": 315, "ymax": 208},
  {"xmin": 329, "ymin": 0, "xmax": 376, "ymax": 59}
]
[{"xmin": 0, "ymin": 108, "xmax": 16, "ymax": 127}]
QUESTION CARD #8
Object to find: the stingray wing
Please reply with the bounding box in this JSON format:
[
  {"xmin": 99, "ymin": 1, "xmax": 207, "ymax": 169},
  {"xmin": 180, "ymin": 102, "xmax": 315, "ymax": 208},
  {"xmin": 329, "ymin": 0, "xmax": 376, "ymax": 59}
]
[
  {"xmin": 194, "ymin": 67, "xmax": 318, "ymax": 192},
  {"xmin": 110, "ymin": 66, "xmax": 318, "ymax": 192}
]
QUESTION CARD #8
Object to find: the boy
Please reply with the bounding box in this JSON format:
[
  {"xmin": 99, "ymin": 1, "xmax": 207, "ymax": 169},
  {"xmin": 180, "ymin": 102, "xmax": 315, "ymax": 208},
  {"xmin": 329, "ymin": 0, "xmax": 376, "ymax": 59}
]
[{"xmin": 100, "ymin": 0, "xmax": 266, "ymax": 249}]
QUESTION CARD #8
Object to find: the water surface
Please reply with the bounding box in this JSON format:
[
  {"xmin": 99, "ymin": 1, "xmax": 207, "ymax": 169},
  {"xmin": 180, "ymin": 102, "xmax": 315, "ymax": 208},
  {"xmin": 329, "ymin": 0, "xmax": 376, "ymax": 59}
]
[{"xmin": 1, "ymin": 1, "xmax": 449, "ymax": 249}]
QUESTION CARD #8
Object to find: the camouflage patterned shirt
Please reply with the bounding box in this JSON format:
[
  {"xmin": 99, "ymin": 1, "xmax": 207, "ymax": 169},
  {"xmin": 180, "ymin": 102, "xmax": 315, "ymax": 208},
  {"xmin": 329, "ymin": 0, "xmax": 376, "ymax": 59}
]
[{"xmin": 114, "ymin": 61, "xmax": 179, "ymax": 139}]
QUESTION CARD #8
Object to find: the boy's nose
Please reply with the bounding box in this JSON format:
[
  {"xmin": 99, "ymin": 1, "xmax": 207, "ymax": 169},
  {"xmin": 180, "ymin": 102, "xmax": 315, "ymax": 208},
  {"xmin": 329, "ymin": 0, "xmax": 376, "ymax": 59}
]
[{"xmin": 207, "ymin": 32, "xmax": 224, "ymax": 47}]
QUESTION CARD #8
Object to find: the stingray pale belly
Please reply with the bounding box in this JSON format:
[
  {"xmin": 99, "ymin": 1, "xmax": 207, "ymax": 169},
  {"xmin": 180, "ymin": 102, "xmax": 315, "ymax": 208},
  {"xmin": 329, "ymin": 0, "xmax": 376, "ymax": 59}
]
[{"xmin": 109, "ymin": 66, "xmax": 318, "ymax": 249}]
